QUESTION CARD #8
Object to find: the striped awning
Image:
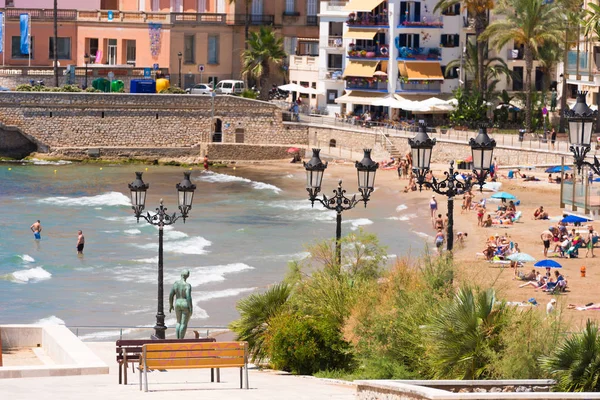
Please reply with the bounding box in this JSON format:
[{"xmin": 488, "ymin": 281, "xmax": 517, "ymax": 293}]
[
  {"xmin": 344, "ymin": 0, "xmax": 385, "ymax": 12},
  {"xmin": 343, "ymin": 28, "xmax": 378, "ymax": 40},
  {"xmin": 342, "ymin": 60, "xmax": 379, "ymax": 77}
]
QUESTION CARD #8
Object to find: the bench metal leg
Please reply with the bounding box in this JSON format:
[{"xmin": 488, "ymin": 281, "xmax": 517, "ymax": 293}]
[
  {"xmin": 144, "ymin": 366, "xmax": 148, "ymax": 392},
  {"xmin": 124, "ymin": 362, "xmax": 128, "ymax": 385},
  {"xmin": 211, "ymin": 368, "xmax": 214, "ymax": 382},
  {"xmin": 216, "ymin": 368, "xmax": 220, "ymax": 383},
  {"xmin": 240, "ymin": 367, "xmax": 242, "ymax": 389},
  {"xmin": 245, "ymin": 365, "xmax": 249, "ymax": 389},
  {"xmin": 119, "ymin": 363, "xmax": 122, "ymax": 384},
  {"xmin": 139, "ymin": 368, "xmax": 142, "ymax": 391}
]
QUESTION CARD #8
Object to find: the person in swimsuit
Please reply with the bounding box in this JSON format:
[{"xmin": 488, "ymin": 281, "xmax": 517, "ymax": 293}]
[
  {"xmin": 430, "ymin": 195, "xmax": 438, "ymax": 225},
  {"xmin": 76, "ymin": 230, "xmax": 85, "ymax": 254},
  {"xmin": 541, "ymin": 229, "xmax": 553, "ymax": 257},
  {"xmin": 30, "ymin": 220, "xmax": 42, "ymax": 240},
  {"xmin": 169, "ymin": 270, "xmax": 193, "ymax": 339},
  {"xmin": 434, "ymin": 214, "xmax": 444, "ymax": 231},
  {"xmin": 435, "ymin": 228, "xmax": 445, "ymax": 251}
]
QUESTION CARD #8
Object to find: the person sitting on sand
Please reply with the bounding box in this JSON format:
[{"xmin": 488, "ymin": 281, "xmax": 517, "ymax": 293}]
[
  {"xmin": 457, "ymin": 232, "xmax": 468, "ymax": 243},
  {"xmin": 515, "ymin": 269, "xmax": 537, "ymax": 280},
  {"xmin": 538, "ymin": 270, "xmax": 565, "ymax": 291},
  {"xmin": 554, "ymin": 235, "xmax": 571, "ymax": 258},
  {"xmin": 534, "ymin": 206, "xmax": 549, "ymax": 220},
  {"xmin": 492, "ymin": 217, "xmax": 513, "ymax": 225},
  {"xmin": 548, "ymin": 174, "xmax": 555, "ymax": 183},
  {"xmin": 519, "ymin": 273, "xmax": 547, "ymax": 289},
  {"xmin": 483, "ymin": 214, "xmax": 493, "ymax": 228}
]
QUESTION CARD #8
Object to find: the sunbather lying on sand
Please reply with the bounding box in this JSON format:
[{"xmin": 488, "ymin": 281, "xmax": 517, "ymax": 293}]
[{"xmin": 567, "ymin": 303, "xmax": 600, "ymax": 311}]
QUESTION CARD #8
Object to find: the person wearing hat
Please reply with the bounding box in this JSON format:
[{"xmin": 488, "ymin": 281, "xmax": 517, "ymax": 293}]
[
  {"xmin": 429, "ymin": 195, "xmax": 438, "ymax": 226},
  {"xmin": 554, "ymin": 235, "xmax": 571, "ymax": 258},
  {"xmin": 546, "ymin": 298, "xmax": 557, "ymax": 315}
]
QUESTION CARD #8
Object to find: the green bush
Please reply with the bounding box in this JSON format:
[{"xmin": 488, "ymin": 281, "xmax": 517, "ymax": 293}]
[
  {"xmin": 85, "ymin": 87, "xmax": 102, "ymax": 93},
  {"xmin": 60, "ymin": 84, "xmax": 82, "ymax": 92},
  {"xmin": 267, "ymin": 312, "xmax": 354, "ymax": 375},
  {"xmin": 240, "ymin": 89, "xmax": 258, "ymax": 99},
  {"xmin": 159, "ymin": 87, "xmax": 185, "ymax": 94}
]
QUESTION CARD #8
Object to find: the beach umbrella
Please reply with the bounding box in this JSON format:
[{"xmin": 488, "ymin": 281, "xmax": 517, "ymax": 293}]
[
  {"xmin": 507, "ymin": 253, "xmax": 536, "ymax": 263},
  {"xmin": 534, "ymin": 259, "xmax": 562, "ymax": 269},
  {"xmin": 490, "ymin": 191, "xmax": 517, "ymax": 200},
  {"xmin": 561, "ymin": 215, "xmax": 593, "ymax": 224},
  {"xmin": 373, "ymin": 71, "xmax": 388, "ymax": 76},
  {"xmin": 545, "ymin": 165, "xmax": 571, "ymax": 173},
  {"xmin": 287, "ymin": 147, "xmax": 301, "ymax": 154}
]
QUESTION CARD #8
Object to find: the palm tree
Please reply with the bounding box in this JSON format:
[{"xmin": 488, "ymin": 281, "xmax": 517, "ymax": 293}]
[
  {"xmin": 428, "ymin": 287, "xmax": 509, "ymax": 379},
  {"xmin": 536, "ymin": 42, "xmax": 561, "ymax": 94},
  {"xmin": 434, "ymin": 0, "xmax": 494, "ymax": 93},
  {"xmin": 242, "ymin": 26, "xmax": 286, "ymax": 101},
  {"xmin": 229, "ymin": 283, "xmax": 291, "ymax": 364},
  {"xmin": 481, "ymin": 0, "xmax": 562, "ymax": 132},
  {"xmin": 540, "ymin": 320, "xmax": 600, "ymax": 392},
  {"xmin": 445, "ymin": 41, "xmax": 511, "ymax": 96},
  {"xmin": 228, "ymin": 0, "xmax": 251, "ymax": 49}
]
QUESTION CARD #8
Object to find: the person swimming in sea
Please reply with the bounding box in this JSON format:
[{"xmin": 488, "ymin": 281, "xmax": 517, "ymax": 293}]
[{"xmin": 30, "ymin": 220, "xmax": 42, "ymax": 240}]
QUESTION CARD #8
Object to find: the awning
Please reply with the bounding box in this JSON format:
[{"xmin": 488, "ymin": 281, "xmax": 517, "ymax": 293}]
[
  {"xmin": 343, "ymin": 28, "xmax": 378, "ymax": 40},
  {"xmin": 335, "ymin": 91, "xmax": 387, "ymax": 105},
  {"xmin": 345, "ymin": 0, "xmax": 385, "ymax": 12},
  {"xmin": 397, "ymin": 62, "xmax": 407, "ymax": 77},
  {"xmin": 297, "ymin": 37, "xmax": 319, "ymax": 42},
  {"xmin": 404, "ymin": 62, "xmax": 444, "ymax": 81},
  {"xmin": 343, "ymin": 60, "xmax": 379, "ymax": 77}
]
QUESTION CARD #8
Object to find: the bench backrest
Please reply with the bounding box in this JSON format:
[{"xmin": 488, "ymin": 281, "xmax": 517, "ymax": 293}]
[
  {"xmin": 116, "ymin": 338, "xmax": 216, "ymax": 362},
  {"xmin": 142, "ymin": 341, "xmax": 247, "ymax": 370}
]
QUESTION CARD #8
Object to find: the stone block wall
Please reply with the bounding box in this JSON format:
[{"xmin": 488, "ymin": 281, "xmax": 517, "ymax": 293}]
[{"xmin": 206, "ymin": 144, "xmax": 306, "ymax": 161}]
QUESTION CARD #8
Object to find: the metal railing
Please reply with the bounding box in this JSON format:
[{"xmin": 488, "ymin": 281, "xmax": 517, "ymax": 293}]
[
  {"xmin": 396, "ymin": 46, "xmax": 441, "ymax": 60},
  {"xmin": 323, "ymin": 1, "xmax": 349, "ymax": 12},
  {"xmin": 229, "ymin": 14, "xmax": 275, "ymax": 25},
  {"xmin": 67, "ymin": 325, "xmax": 229, "ymax": 341},
  {"xmin": 396, "ymin": 81, "xmax": 442, "ymax": 92},
  {"xmin": 307, "ymin": 15, "xmax": 318, "ymax": 25},
  {"xmin": 346, "ymin": 81, "xmax": 387, "ymax": 90},
  {"xmin": 398, "ymin": 14, "xmax": 443, "ymax": 27},
  {"xmin": 318, "ymin": 68, "xmax": 343, "ymax": 81},
  {"xmin": 326, "ymin": 36, "xmax": 344, "ymax": 48}
]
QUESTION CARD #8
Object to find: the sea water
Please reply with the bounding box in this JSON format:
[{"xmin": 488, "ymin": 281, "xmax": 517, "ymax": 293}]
[{"xmin": 0, "ymin": 162, "xmax": 430, "ymax": 340}]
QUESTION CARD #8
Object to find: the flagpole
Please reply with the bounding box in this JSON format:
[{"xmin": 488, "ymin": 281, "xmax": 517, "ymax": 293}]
[{"xmin": 28, "ymin": 14, "xmax": 31, "ymax": 67}]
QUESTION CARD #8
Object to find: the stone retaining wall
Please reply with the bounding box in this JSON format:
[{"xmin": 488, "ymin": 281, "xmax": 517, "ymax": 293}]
[{"xmin": 206, "ymin": 143, "xmax": 306, "ymax": 161}]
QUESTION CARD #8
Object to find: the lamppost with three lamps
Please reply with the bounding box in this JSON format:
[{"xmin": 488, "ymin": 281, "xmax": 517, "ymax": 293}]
[
  {"xmin": 304, "ymin": 148, "xmax": 379, "ymax": 265},
  {"xmin": 128, "ymin": 171, "xmax": 196, "ymax": 339},
  {"xmin": 564, "ymin": 91, "xmax": 600, "ymax": 176},
  {"xmin": 408, "ymin": 124, "xmax": 496, "ymax": 251},
  {"xmin": 177, "ymin": 51, "xmax": 183, "ymax": 88}
]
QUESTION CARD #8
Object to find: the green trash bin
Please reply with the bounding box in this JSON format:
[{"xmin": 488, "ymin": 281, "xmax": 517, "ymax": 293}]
[
  {"xmin": 92, "ymin": 78, "xmax": 111, "ymax": 92},
  {"xmin": 111, "ymin": 80, "xmax": 124, "ymax": 93}
]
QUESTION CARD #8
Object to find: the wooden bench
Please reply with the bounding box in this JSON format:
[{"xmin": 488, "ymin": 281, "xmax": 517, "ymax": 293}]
[
  {"xmin": 138, "ymin": 341, "xmax": 249, "ymax": 392},
  {"xmin": 116, "ymin": 337, "xmax": 216, "ymax": 385}
]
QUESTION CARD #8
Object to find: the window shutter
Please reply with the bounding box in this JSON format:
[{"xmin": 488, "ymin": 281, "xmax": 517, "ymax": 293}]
[
  {"xmin": 441, "ymin": 66, "xmax": 446, "ymax": 77},
  {"xmin": 454, "ymin": 34, "xmax": 459, "ymax": 45},
  {"xmin": 399, "ymin": 34, "xmax": 407, "ymax": 47},
  {"xmin": 414, "ymin": 2, "xmax": 421, "ymax": 22},
  {"xmin": 454, "ymin": 3, "xmax": 460, "ymax": 15},
  {"xmin": 400, "ymin": 2, "xmax": 407, "ymax": 20},
  {"xmin": 414, "ymin": 34, "xmax": 420, "ymax": 49},
  {"xmin": 441, "ymin": 35, "xmax": 447, "ymax": 46}
]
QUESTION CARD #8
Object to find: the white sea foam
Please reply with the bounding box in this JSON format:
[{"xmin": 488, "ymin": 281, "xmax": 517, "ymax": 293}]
[
  {"xmin": 35, "ymin": 316, "xmax": 65, "ymax": 325},
  {"xmin": 195, "ymin": 287, "xmax": 256, "ymax": 302},
  {"xmin": 396, "ymin": 204, "xmax": 408, "ymax": 212},
  {"xmin": 196, "ymin": 171, "xmax": 282, "ymax": 193},
  {"xmin": 19, "ymin": 254, "xmax": 35, "ymax": 263},
  {"xmin": 28, "ymin": 158, "xmax": 72, "ymax": 165},
  {"xmin": 343, "ymin": 218, "xmax": 374, "ymax": 230},
  {"xmin": 268, "ymin": 200, "xmax": 319, "ymax": 211},
  {"xmin": 387, "ymin": 213, "xmax": 417, "ymax": 221},
  {"xmin": 124, "ymin": 229, "xmax": 141, "ymax": 235},
  {"xmin": 133, "ymin": 256, "xmax": 159, "ymax": 264},
  {"xmin": 413, "ymin": 231, "xmax": 432, "ymax": 240},
  {"xmin": 98, "ymin": 216, "xmax": 137, "ymax": 223},
  {"xmin": 162, "ymin": 229, "xmax": 189, "ymax": 240},
  {"xmin": 259, "ymin": 252, "xmax": 311, "ymax": 261},
  {"xmin": 12, "ymin": 267, "xmax": 52, "ymax": 283},
  {"xmin": 285, "ymin": 174, "xmax": 295, "ymax": 178},
  {"xmin": 94, "ymin": 207, "xmax": 102, "ymax": 210},
  {"xmin": 38, "ymin": 191, "xmax": 131, "ymax": 207},
  {"xmin": 135, "ymin": 236, "xmax": 211, "ymax": 255}
]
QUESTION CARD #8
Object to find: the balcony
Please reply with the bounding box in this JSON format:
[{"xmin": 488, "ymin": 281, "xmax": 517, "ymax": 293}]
[
  {"xmin": 347, "ymin": 45, "xmax": 389, "ymax": 60},
  {"xmin": 324, "ymin": 36, "xmax": 344, "ymax": 49},
  {"xmin": 322, "ymin": 1, "xmax": 350, "ymax": 13},
  {"xmin": 346, "ymin": 78, "xmax": 388, "ymax": 91},
  {"xmin": 507, "ymin": 48, "xmax": 524, "ymax": 60},
  {"xmin": 307, "ymin": 15, "xmax": 318, "ymax": 25},
  {"xmin": 398, "ymin": 15, "xmax": 443, "ymax": 28},
  {"xmin": 77, "ymin": 10, "xmax": 170, "ymax": 23},
  {"xmin": 319, "ymin": 68, "xmax": 344, "ymax": 81},
  {"xmin": 3, "ymin": 8, "xmax": 77, "ymax": 20},
  {"xmin": 289, "ymin": 55, "xmax": 319, "ymax": 72},
  {"xmin": 229, "ymin": 14, "xmax": 275, "ymax": 25},
  {"xmin": 396, "ymin": 46, "xmax": 441, "ymax": 61},
  {"xmin": 346, "ymin": 12, "xmax": 389, "ymax": 27},
  {"xmin": 396, "ymin": 80, "xmax": 441, "ymax": 92},
  {"xmin": 171, "ymin": 13, "xmax": 227, "ymax": 24},
  {"xmin": 566, "ymin": 50, "xmax": 589, "ymax": 75}
]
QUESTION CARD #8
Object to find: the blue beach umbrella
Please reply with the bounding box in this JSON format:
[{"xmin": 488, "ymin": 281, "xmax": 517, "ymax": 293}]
[
  {"xmin": 534, "ymin": 259, "xmax": 562, "ymax": 269},
  {"xmin": 561, "ymin": 215, "xmax": 593, "ymax": 224},
  {"xmin": 507, "ymin": 253, "xmax": 536, "ymax": 263},
  {"xmin": 490, "ymin": 192, "xmax": 517, "ymax": 201},
  {"xmin": 545, "ymin": 166, "xmax": 571, "ymax": 173}
]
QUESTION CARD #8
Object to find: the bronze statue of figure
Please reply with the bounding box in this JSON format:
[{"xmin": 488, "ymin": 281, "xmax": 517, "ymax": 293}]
[{"xmin": 169, "ymin": 270, "xmax": 193, "ymax": 339}]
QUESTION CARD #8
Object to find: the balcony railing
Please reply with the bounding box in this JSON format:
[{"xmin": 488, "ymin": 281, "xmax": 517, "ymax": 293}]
[
  {"xmin": 347, "ymin": 45, "xmax": 390, "ymax": 59},
  {"xmin": 77, "ymin": 10, "xmax": 170, "ymax": 23},
  {"xmin": 307, "ymin": 15, "xmax": 318, "ymax": 25},
  {"xmin": 346, "ymin": 80, "xmax": 388, "ymax": 90},
  {"xmin": 289, "ymin": 55, "xmax": 319, "ymax": 71},
  {"xmin": 319, "ymin": 68, "xmax": 344, "ymax": 81},
  {"xmin": 396, "ymin": 46, "xmax": 441, "ymax": 60},
  {"xmin": 507, "ymin": 48, "xmax": 523, "ymax": 60},
  {"xmin": 326, "ymin": 36, "xmax": 344, "ymax": 48},
  {"xmin": 324, "ymin": 1, "xmax": 351, "ymax": 12},
  {"xmin": 566, "ymin": 50, "xmax": 589, "ymax": 74},
  {"xmin": 172, "ymin": 13, "xmax": 227, "ymax": 24},
  {"xmin": 347, "ymin": 12, "xmax": 389, "ymax": 26},
  {"xmin": 3, "ymin": 8, "xmax": 77, "ymax": 20},
  {"xmin": 398, "ymin": 15, "xmax": 443, "ymax": 28},
  {"xmin": 396, "ymin": 80, "xmax": 441, "ymax": 92},
  {"xmin": 229, "ymin": 14, "xmax": 275, "ymax": 25}
]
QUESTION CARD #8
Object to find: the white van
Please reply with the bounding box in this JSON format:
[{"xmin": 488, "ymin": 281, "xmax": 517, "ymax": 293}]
[{"xmin": 214, "ymin": 80, "xmax": 245, "ymax": 95}]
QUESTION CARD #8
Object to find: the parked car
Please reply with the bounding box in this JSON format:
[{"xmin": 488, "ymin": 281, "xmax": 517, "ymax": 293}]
[
  {"xmin": 214, "ymin": 80, "xmax": 244, "ymax": 95},
  {"xmin": 185, "ymin": 84, "xmax": 213, "ymax": 95}
]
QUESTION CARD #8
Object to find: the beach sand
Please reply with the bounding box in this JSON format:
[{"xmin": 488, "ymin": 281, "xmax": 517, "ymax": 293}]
[{"xmin": 241, "ymin": 159, "xmax": 598, "ymax": 329}]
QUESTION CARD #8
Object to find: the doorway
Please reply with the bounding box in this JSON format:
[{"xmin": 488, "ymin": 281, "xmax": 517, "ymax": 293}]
[
  {"xmin": 107, "ymin": 39, "xmax": 117, "ymax": 65},
  {"xmin": 212, "ymin": 118, "xmax": 222, "ymax": 142}
]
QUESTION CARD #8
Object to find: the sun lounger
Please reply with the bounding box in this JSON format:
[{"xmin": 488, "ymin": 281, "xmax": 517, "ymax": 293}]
[
  {"xmin": 475, "ymin": 252, "xmax": 486, "ymax": 260},
  {"xmin": 512, "ymin": 211, "xmax": 522, "ymax": 223},
  {"xmin": 490, "ymin": 259, "xmax": 511, "ymax": 267}
]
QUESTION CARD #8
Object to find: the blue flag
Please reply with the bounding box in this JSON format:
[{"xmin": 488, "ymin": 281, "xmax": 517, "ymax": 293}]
[
  {"xmin": 20, "ymin": 14, "xmax": 29, "ymax": 55},
  {"xmin": 0, "ymin": 13, "xmax": 4, "ymax": 53}
]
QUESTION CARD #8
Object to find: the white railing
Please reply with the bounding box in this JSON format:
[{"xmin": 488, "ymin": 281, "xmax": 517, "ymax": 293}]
[
  {"xmin": 319, "ymin": 68, "xmax": 343, "ymax": 81},
  {"xmin": 327, "ymin": 36, "xmax": 344, "ymax": 48},
  {"xmin": 324, "ymin": 1, "xmax": 348, "ymax": 12}
]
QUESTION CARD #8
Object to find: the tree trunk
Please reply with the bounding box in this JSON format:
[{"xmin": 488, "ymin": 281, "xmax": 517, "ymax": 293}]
[
  {"xmin": 53, "ymin": 0, "xmax": 58, "ymax": 87},
  {"xmin": 244, "ymin": 0, "xmax": 250, "ymax": 49},
  {"xmin": 475, "ymin": 13, "xmax": 487, "ymax": 94},
  {"xmin": 259, "ymin": 62, "xmax": 270, "ymax": 101},
  {"xmin": 525, "ymin": 46, "xmax": 533, "ymax": 132},
  {"xmin": 559, "ymin": 27, "xmax": 568, "ymax": 133}
]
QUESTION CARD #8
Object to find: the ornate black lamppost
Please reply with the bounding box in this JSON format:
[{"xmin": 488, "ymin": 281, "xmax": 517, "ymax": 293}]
[
  {"xmin": 564, "ymin": 91, "xmax": 600, "ymax": 175},
  {"xmin": 177, "ymin": 51, "xmax": 183, "ymax": 88},
  {"xmin": 128, "ymin": 171, "xmax": 196, "ymax": 339},
  {"xmin": 83, "ymin": 53, "xmax": 90, "ymax": 89},
  {"xmin": 304, "ymin": 148, "xmax": 379, "ymax": 265},
  {"xmin": 409, "ymin": 124, "xmax": 496, "ymax": 251}
]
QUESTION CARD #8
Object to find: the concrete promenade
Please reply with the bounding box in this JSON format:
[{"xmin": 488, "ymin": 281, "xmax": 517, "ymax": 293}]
[{"xmin": 1, "ymin": 342, "xmax": 356, "ymax": 400}]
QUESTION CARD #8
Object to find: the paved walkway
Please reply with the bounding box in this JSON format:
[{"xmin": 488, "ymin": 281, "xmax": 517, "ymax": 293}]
[{"xmin": 1, "ymin": 342, "xmax": 356, "ymax": 400}]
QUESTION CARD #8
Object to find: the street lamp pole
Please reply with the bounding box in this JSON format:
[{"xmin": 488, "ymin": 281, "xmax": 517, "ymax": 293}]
[
  {"xmin": 128, "ymin": 171, "xmax": 196, "ymax": 339},
  {"xmin": 564, "ymin": 91, "xmax": 600, "ymax": 176},
  {"xmin": 83, "ymin": 53, "xmax": 90, "ymax": 89},
  {"xmin": 177, "ymin": 52, "xmax": 183, "ymax": 88},
  {"xmin": 409, "ymin": 124, "xmax": 496, "ymax": 252},
  {"xmin": 304, "ymin": 149, "xmax": 379, "ymax": 265}
]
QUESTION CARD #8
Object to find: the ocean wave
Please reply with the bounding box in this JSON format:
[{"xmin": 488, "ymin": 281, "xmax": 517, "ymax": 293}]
[
  {"xmin": 133, "ymin": 256, "xmax": 159, "ymax": 264},
  {"xmin": 35, "ymin": 316, "xmax": 65, "ymax": 325},
  {"xmin": 413, "ymin": 231, "xmax": 432, "ymax": 240},
  {"xmin": 135, "ymin": 236, "xmax": 212, "ymax": 255},
  {"xmin": 268, "ymin": 200, "xmax": 320, "ymax": 211},
  {"xmin": 195, "ymin": 287, "xmax": 256, "ymax": 302},
  {"xmin": 387, "ymin": 213, "xmax": 418, "ymax": 221},
  {"xmin": 19, "ymin": 254, "xmax": 35, "ymax": 263},
  {"xmin": 258, "ymin": 252, "xmax": 311, "ymax": 261},
  {"xmin": 124, "ymin": 229, "xmax": 141, "ymax": 235},
  {"xmin": 98, "ymin": 216, "xmax": 137, "ymax": 223},
  {"xmin": 196, "ymin": 171, "xmax": 282, "ymax": 193},
  {"xmin": 343, "ymin": 218, "xmax": 374, "ymax": 230},
  {"xmin": 11, "ymin": 267, "xmax": 52, "ymax": 283},
  {"xmin": 37, "ymin": 191, "xmax": 131, "ymax": 207},
  {"xmin": 27, "ymin": 158, "xmax": 72, "ymax": 165},
  {"xmin": 396, "ymin": 204, "xmax": 408, "ymax": 212}
]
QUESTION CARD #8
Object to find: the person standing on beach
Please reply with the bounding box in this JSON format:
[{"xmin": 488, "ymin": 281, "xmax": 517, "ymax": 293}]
[
  {"xmin": 429, "ymin": 195, "xmax": 438, "ymax": 225},
  {"xmin": 550, "ymin": 128, "xmax": 557, "ymax": 150},
  {"xmin": 434, "ymin": 214, "xmax": 444, "ymax": 232},
  {"xmin": 30, "ymin": 220, "xmax": 42, "ymax": 240},
  {"xmin": 541, "ymin": 229, "xmax": 553, "ymax": 257},
  {"xmin": 76, "ymin": 230, "xmax": 85, "ymax": 254},
  {"xmin": 203, "ymin": 155, "xmax": 209, "ymax": 171},
  {"xmin": 585, "ymin": 226, "xmax": 596, "ymax": 258}
]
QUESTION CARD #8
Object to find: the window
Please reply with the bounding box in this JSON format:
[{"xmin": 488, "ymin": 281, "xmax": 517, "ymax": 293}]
[
  {"xmin": 285, "ymin": 0, "xmax": 295, "ymax": 14},
  {"xmin": 441, "ymin": 66, "xmax": 459, "ymax": 79},
  {"xmin": 184, "ymin": 34, "xmax": 195, "ymax": 64},
  {"xmin": 442, "ymin": 4, "xmax": 460, "ymax": 15},
  {"xmin": 217, "ymin": 0, "xmax": 225, "ymax": 13},
  {"xmin": 208, "ymin": 35, "xmax": 219, "ymax": 64},
  {"xmin": 152, "ymin": 0, "xmax": 159, "ymax": 11},
  {"xmin": 512, "ymin": 67, "xmax": 523, "ymax": 91},
  {"xmin": 6, "ymin": 0, "xmax": 14, "ymax": 6},
  {"xmin": 208, "ymin": 76, "xmax": 218, "ymax": 87},
  {"xmin": 235, "ymin": 128, "xmax": 245, "ymax": 143},
  {"xmin": 197, "ymin": 0, "xmax": 206, "ymax": 12},
  {"xmin": 11, "ymin": 36, "xmax": 33, "ymax": 59},
  {"xmin": 297, "ymin": 41, "xmax": 318, "ymax": 56},
  {"xmin": 251, "ymin": 0, "xmax": 263, "ymax": 15},
  {"xmin": 88, "ymin": 38, "xmax": 99, "ymax": 62},
  {"xmin": 306, "ymin": 0, "xmax": 317, "ymax": 15},
  {"xmin": 440, "ymin": 34, "xmax": 459, "ymax": 48},
  {"xmin": 327, "ymin": 54, "xmax": 342, "ymax": 69},
  {"xmin": 49, "ymin": 37, "xmax": 71, "ymax": 59},
  {"xmin": 126, "ymin": 40, "xmax": 136, "ymax": 64},
  {"xmin": 172, "ymin": 0, "xmax": 182, "ymax": 12},
  {"xmin": 398, "ymin": 34, "xmax": 419, "ymax": 49}
]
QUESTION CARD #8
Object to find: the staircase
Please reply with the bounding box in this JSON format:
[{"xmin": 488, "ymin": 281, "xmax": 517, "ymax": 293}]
[{"xmin": 374, "ymin": 128, "xmax": 402, "ymax": 160}]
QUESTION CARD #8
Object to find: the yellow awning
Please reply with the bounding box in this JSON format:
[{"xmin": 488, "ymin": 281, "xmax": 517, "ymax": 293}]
[
  {"xmin": 343, "ymin": 60, "xmax": 379, "ymax": 78},
  {"xmin": 335, "ymin": 91, "xmax": 388, "ymax": 105},
  {"xmin": 345, "ymin": 0, "xmax": 385, "ymax": 12},
  {"xmin": 343, "ymin": 28, "xmax": 378, "ymax": 40},
  {"xmin": 397, "ymin": 62, "xmax": 407, "ymax": 77},
  {"xmin": 404, "ymin": 62, "xmax": 444, "ymax": 81}
]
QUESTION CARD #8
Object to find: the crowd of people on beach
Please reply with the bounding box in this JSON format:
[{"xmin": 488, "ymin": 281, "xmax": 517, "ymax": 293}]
[{"xmin": 540, "ymin": 222, "xmax": 597, "ymax": 259}]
